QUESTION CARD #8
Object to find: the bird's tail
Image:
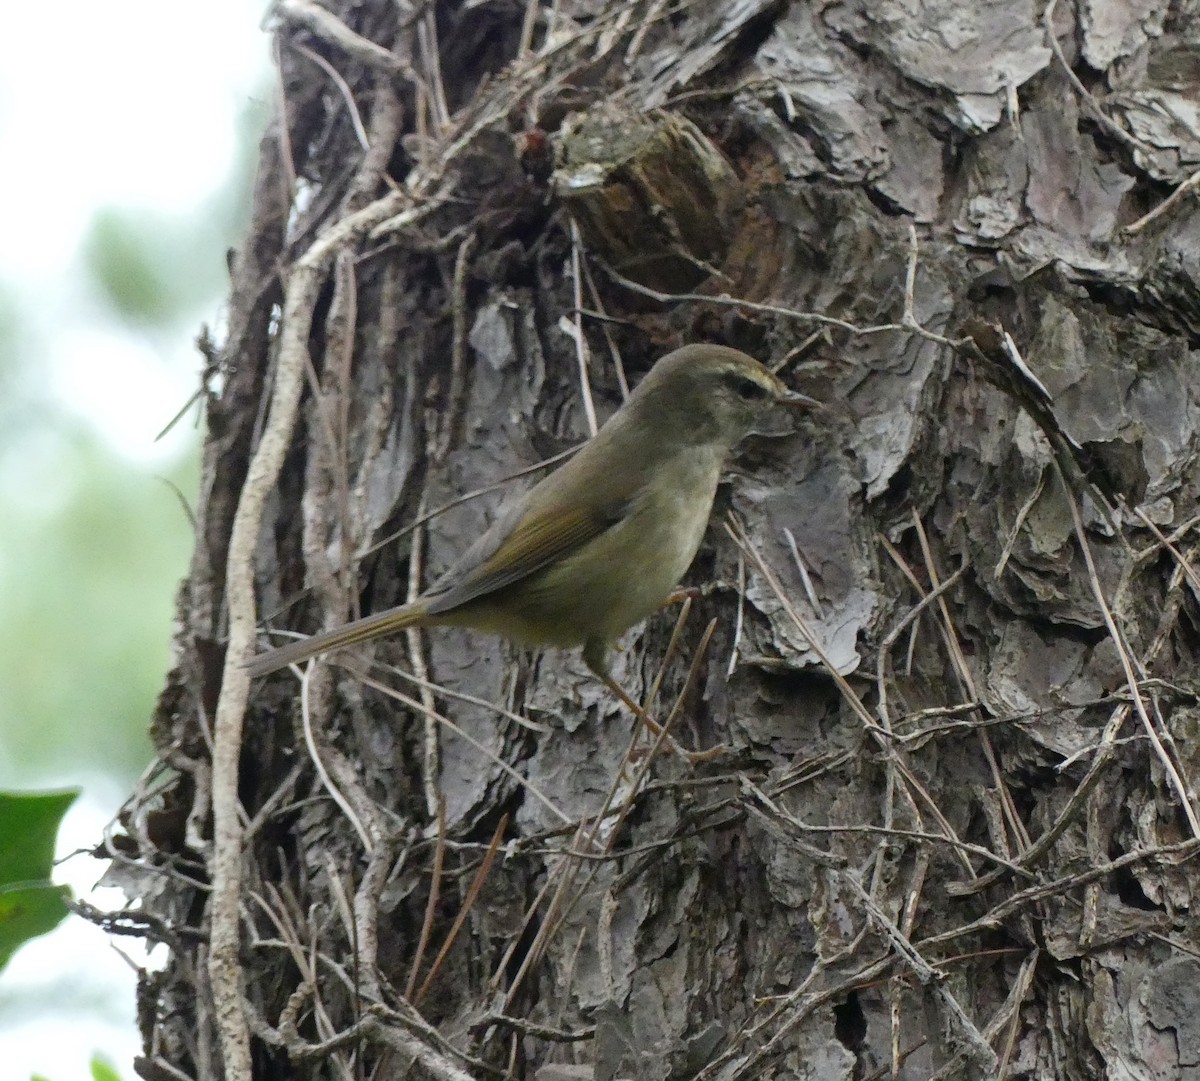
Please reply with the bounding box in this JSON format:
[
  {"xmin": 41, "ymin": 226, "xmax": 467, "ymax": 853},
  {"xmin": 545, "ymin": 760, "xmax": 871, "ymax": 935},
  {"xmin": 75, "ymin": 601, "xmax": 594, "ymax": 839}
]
[{"xmin": 245, "ymin": 600, "xmax": 430, "ymax": 678}]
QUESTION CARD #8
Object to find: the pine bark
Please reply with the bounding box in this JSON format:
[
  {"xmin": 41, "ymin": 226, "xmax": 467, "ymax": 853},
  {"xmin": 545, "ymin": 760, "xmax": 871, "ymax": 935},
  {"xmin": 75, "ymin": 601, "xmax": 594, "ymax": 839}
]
[{"xmin": 117, "ymin": 2, "xmax": 1200, "ymax": 1079}]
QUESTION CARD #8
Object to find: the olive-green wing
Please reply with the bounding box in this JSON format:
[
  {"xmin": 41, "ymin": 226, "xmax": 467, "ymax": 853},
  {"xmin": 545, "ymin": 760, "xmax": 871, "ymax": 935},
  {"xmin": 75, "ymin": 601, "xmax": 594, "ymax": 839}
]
[{"xmin": 425, "ymin": 498, "xmax": 629, "ymax": 616}]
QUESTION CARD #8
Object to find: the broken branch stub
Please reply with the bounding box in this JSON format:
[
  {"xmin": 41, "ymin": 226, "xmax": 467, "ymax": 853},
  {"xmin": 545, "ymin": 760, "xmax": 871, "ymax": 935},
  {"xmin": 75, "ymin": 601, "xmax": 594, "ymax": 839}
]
[{"xmin": 553, "ymin": 105, "xmax": 741, "ymax": 293}]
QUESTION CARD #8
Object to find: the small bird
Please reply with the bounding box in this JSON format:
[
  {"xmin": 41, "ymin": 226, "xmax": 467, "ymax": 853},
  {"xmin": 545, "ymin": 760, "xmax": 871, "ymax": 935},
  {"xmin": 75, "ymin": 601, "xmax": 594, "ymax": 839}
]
[{"xmin": 246, "ymin": 344, "xmax": 816, "ymax": 692}]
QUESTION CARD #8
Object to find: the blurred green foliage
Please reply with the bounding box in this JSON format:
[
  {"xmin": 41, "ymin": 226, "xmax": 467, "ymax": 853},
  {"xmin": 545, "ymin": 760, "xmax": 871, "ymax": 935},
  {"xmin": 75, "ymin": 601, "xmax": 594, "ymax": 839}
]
[
  {"xmin": 84, "ymin": 207, "xmax": 233, "ymax": 329},
  {"xmin": 90, "ymin": 1055, "xmax": 123, "ymax": 1081},
  {"xmin": 0, "ymin": 91, "xmax": 265, "ymax": 792},
  {"xmin": 0, "ymin": 286, "xmax": 49, "ymax": 456},
  {"xmin": 0, "ymin": 424, "xmax": 198, "ymax": 785},
  {"xmin": 83, "ymin": 98, "xmax": 260, "ymax": 330},
  {"xmin": 30, "ymin": 1053, "xmax": 123, "ymax": 1081},
  {"xmin": 0, "ymin": 264, "xmax": 198, "ymax": 787},
  {"xmin": 0, "ymin": 27, "xmax": 269, "ymax": 1077},
  {"xmin": 84, "ymin": 211, "xmax": 196, "ymax": 327}
]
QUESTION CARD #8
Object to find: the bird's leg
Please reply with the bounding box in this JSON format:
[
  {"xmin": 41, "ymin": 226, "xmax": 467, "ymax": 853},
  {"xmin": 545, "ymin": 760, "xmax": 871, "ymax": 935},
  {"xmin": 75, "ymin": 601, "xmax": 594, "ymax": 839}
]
[
  {"xmin": 599, "ymin": 673, "xmax": 726, "ymax": 764},
  {"xmin": 584, "ymin": 639, "xmax": 726, "ymax": 765}
]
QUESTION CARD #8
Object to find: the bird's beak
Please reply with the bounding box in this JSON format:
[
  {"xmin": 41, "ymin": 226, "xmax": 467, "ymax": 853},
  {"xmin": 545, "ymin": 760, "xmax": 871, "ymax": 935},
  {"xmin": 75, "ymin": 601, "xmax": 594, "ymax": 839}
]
[{"xmin": 776, "ymin": 388, "xmax": 821, "ymax": 409}]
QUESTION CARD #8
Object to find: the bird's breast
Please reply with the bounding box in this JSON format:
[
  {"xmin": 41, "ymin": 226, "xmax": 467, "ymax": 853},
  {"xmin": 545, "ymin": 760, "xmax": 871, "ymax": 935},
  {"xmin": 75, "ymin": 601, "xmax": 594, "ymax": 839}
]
[
  {"xmin": 458, "ymin": 448, "xmax": 724, "ymax": 650},
  {"xmin": 563, "ymin": 447, "xmax": 723, "ymax": 642}
]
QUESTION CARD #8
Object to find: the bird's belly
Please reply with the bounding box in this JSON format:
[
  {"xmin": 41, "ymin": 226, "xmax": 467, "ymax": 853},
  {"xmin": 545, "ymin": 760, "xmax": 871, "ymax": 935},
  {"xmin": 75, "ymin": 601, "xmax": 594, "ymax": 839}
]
[{"xmin": 475, "ymin": 452, "xmax": 721, "ymax": 648}]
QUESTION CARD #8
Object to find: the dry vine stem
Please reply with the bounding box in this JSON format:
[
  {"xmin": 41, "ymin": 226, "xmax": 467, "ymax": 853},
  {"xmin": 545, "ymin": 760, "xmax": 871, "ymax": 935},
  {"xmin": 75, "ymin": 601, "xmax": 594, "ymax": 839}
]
[
  {"xmin": 205, "ymin": 11, "xmax": 596, "ymax": 1059},
  {"xmin": 207, "ymin": 187, "xmax": 429, "ymax": 1077}
]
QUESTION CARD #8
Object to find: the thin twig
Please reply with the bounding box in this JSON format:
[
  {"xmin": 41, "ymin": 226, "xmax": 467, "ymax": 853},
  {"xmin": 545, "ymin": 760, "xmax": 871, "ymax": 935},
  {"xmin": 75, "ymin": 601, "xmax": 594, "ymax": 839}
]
[
  {"xmin": 727, "ymin": 514, "xmax": 976, "ymax": 876},
  {"xmin": 352, "ymin": 669, "xmax": 572, "ymax": 824},
  {"xmin": 927, "ymin": 840, "xmax": 1200, "ymax": 950},
  {"xmin": 994, "ymin": 470, "xmax": 1047, "ymax": 579},
  {"xmin": 874, "ymin": 560, "xmax": 967, "ymax": 729},
  {"xmin": 782, "ymin": 527, "xmax": 824, "ymax": 619},
  {"xmin": 298, "ymin": 664, "xmax": 372, "ymax": 852},
  {"xmin": 1042, "ymin": 0, "xmax": 1155, "ymax": 158},
  {"xmin": 402, "ymin": 490, "xmax": 441, "ymax": 818},
  {"xmin": 1124, "ymin": 165, "xmax": 1200, "ymax": 234},
  {"xmin": 276, "ymin": 0, "xmax": 415, "ymax": 78},
  {"xmin": 567, "ymin": 217, "xmax": 598, "ymax": 436},
  {"xmin": 290, "ymin": 42, "xmax": 370, "ymax": 150},
  {"xmin": 406, "ymin": 798, "xmax": 446, "ymax": 1001},
  {"xmin": 727, "ymin": 549, "xmax": 747, "ymax": 677},
  {"xmin": 1054, "ymin": 460, "xmax": 1200, "ymax": 837},
  {"xmin": 415, "ymin": 814, "xmax": 509, "ymax": 1003},
  {"xmin": 439, "ymin": 230, "xmax": 479, "ymax": 460}
]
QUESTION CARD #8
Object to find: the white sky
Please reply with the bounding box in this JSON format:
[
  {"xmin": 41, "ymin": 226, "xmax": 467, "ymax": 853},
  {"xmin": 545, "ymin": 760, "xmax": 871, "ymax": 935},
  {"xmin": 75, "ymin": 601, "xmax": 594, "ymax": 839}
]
[{"xmin": 0, "ymin": 1, "xmax": 270, "ymax": 1076}]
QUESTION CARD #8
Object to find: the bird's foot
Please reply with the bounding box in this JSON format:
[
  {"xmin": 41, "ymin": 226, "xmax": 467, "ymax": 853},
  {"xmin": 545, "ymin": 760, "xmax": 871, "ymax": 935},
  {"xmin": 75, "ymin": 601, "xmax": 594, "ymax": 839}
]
[
  {"xmin": 662, "ymin": 586, "xmax": 704, "ymax": 609},
  {"xmin": 670, "ymin": 739, "xmax": 730, "ymax": 766},
  {"xmin": 600, "ymin": 671, "xmax": 725, "ymax": 766},
  {"xmin": 631, "ymin": 703, "xmax": 728, "ymax": 765}
]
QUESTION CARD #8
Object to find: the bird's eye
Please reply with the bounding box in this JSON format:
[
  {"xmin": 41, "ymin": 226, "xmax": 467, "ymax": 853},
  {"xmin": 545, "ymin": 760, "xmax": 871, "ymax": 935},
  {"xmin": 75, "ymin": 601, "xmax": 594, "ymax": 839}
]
[{"xmin": 731, "ymin": 375, "xmax": 770, "ymax": 401}]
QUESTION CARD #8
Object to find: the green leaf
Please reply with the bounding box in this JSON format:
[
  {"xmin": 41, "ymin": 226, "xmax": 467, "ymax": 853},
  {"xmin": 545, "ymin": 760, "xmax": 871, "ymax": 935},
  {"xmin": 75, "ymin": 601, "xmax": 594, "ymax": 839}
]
[
  {"xmin": 0, "ymin": 882, "xmax": 71, "ymax": 971},
  {"xmin": 0, "ymin": 790, "xmax": 78, "ymax": 884},
  {"xmin": 0, "ymin": 788, "xmax": 79, "ymax": 971}
]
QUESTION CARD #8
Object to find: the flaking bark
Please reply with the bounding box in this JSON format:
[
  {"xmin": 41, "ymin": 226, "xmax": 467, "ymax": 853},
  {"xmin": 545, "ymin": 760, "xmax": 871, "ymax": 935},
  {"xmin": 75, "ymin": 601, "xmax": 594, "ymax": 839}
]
[{"xmin": 109, "ymin": 2, "xmax": 1200, "ymax": 1079}]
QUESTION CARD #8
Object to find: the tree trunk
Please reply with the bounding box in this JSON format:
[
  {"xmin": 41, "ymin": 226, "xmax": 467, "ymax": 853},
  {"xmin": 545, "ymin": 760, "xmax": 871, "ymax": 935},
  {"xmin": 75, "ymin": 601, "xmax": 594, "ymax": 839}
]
[{"xmin": 112, "ymin": 1, "xmax": 1200, "ymax": 1079}]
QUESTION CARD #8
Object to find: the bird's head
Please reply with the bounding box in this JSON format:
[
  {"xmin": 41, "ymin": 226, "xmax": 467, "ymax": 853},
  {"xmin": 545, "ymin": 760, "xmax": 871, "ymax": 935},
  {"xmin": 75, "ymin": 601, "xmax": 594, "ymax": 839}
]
[{"xmin": 632, "ymin": 344, "xmax": 819, "ymax": 449}]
